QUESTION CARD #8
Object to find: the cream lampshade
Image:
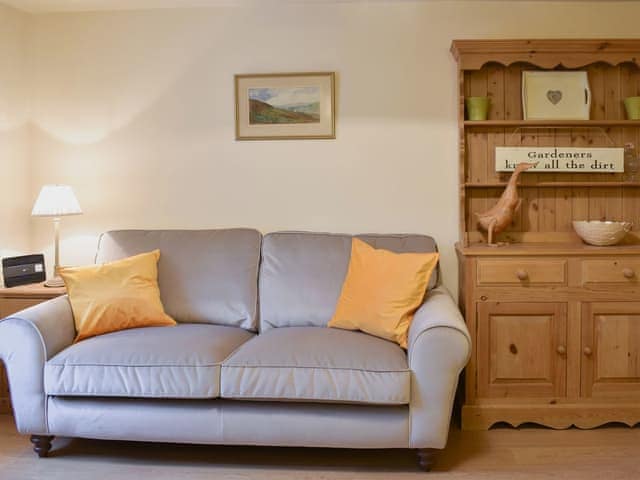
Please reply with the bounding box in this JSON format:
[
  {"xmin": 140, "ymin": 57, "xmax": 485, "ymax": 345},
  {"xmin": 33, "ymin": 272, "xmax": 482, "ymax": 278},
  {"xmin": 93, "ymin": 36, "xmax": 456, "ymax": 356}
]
[{"xmin": 31, "ymin": 185, "xmax": 83, "ymax": 287}]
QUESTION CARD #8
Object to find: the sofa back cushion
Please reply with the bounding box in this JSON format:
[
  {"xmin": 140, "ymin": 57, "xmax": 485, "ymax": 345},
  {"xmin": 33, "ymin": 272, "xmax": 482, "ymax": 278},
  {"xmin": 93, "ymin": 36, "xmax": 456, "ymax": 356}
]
[
  {"xmin": 259, "ymin": 231, "xmax": 438, "ymax": 332},
  {"xmin": 96, "ymin": 229, "xmax": 262, "ymax": 330}
]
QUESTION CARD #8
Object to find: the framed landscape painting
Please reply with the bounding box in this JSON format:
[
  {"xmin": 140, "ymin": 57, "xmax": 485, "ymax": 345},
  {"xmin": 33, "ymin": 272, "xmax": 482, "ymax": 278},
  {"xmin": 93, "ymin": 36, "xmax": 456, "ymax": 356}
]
[{"xmin": 235, "ymin": 72, "xmax": 335, "ymax": 140}]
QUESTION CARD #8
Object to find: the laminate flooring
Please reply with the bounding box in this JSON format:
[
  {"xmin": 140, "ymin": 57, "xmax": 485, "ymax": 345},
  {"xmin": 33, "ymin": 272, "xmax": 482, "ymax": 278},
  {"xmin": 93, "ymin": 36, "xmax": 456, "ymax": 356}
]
[{"xmin": 1, "ymin": 415, "xmax": 638, "ymax": 479}]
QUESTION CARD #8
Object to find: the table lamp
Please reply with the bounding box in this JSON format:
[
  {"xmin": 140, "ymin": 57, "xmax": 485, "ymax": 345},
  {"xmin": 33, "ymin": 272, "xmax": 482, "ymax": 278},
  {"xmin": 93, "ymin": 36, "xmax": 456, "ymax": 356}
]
[{"xmin": 31, "ymin": 185, "xmax": 83, "ymax": 287}]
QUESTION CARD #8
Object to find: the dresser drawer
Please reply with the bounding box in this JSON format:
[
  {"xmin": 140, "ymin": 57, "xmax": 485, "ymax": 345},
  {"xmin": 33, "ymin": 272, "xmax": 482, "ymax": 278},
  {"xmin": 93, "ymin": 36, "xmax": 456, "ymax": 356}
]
[
  {"xmin": 476, "ymin": 259, "xmax": 567, "ymax": 285},
  {"xmin": 581, "ymin": 258, "xmax": 640, "ymax": 284}
]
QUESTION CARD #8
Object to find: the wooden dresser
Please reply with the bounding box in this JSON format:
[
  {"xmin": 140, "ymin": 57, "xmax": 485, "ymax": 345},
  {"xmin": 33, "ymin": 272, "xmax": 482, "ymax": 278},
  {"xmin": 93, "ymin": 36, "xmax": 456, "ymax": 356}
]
[
  {"xmin": 0, "ymin": 283, "xmax": 66, "ymax": 414},
  {"xmin": 452, "ymin": 39, "xmax": 640, "ymax": 429}
]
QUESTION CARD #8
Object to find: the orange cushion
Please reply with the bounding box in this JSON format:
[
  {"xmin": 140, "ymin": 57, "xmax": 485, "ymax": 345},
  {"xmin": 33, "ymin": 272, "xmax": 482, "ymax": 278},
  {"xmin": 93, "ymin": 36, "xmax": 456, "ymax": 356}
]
[
  {"xmin": 328, "ymin": 238, "xmax": 439, "ymax": 348},
  {"xmin": 59, "ymin": 250, "xmax": 176, "ymax": 343}
]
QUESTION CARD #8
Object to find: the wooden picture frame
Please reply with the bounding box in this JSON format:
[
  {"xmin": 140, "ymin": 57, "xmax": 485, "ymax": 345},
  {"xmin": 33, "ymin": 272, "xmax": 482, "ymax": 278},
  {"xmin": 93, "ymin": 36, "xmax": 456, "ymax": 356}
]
[{"xmin": 235, "ymin": 72, "xmax": 335, "ymax": 140}]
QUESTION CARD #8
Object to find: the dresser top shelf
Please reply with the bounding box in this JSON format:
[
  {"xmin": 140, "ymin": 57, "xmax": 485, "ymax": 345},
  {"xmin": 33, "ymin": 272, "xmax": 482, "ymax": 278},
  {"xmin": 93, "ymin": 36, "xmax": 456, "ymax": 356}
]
[
  {"xmin": 451, "ymin": 39, "xmax": 640, "ymax": 70},
  {"xmin": 456, "ymin": 242, "xmax": 640, "ymax": 256}
]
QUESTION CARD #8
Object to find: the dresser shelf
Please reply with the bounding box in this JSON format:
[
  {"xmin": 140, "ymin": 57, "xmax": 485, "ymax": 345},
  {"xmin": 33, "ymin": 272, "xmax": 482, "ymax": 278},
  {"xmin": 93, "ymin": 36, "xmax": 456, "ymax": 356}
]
[
  {"xmin": 458, "ymin": 241, "xmax": 640, "ymax": 256},
  {"xmin": 464, "ymin": 181, "xmax": 640, "ymax": 188}
]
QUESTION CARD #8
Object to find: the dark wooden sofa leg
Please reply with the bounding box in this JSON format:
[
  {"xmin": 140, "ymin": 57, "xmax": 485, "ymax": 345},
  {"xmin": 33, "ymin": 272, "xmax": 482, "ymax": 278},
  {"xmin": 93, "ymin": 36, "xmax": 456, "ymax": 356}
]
[
  {"xmin": 30, "ymin": 435, "xmax": 54, "ymax": 458},
  {"xmin": 417, "ymin": 448, "xmax": 438, "ymax": 472}
]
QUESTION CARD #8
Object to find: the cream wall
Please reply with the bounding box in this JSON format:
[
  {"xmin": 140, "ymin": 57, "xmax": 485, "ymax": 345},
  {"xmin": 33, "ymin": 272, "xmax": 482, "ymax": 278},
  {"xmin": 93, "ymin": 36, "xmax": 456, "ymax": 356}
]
[
  {"xmin": 19, "ymin": 1, "xmax": 640, "ymax": 294},
  {"xmin": 0, "ymin": 3, "xmax": 30, "ymax": 276}
]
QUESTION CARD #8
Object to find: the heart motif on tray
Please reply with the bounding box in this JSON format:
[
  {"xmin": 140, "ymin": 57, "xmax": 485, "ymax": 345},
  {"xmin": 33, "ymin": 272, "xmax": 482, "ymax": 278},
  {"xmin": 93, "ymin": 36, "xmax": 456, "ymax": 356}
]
[{"xmin": 546, "ymin": 90, "xmax": 563, "ymax": 105}]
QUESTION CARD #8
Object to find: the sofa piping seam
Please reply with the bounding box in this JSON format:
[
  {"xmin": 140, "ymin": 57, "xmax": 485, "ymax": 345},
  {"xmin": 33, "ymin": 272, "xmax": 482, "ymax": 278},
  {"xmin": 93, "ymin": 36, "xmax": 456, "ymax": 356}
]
[
  {"xmin": 220, "ymin": 393, "xmax": 409, "ymax": 405},
  {"xmin": 221, "ymin": 365, "xmax": 410, "ymax": 373},
  {"xmin": 47, "ymin": 364, "xmax": 410, "ymax": 373},
  {"xmin": 47, "ymin": 363, "xmax": 223, "ymax": 368},
  {"xmin": 47, "ymin": 391, "xmax": 218, "ymax": 399}
]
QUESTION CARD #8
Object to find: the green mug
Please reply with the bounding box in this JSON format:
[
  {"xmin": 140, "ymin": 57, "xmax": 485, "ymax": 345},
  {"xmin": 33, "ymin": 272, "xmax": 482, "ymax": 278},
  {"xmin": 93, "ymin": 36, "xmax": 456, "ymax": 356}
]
[
  {"xmin": 624, "ymin": 97, "xmax": 640, "ymax": 120},
  {"xmin": 466, "ymin": 96, "xmax": 490, "ymax": 121}
]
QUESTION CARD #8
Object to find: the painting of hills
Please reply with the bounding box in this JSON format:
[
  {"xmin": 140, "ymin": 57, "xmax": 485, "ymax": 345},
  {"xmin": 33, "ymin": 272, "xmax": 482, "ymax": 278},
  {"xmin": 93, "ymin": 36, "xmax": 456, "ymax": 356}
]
[{"xmin": 249, "ymin": 86, "xmax": 320, "ymax": 124}]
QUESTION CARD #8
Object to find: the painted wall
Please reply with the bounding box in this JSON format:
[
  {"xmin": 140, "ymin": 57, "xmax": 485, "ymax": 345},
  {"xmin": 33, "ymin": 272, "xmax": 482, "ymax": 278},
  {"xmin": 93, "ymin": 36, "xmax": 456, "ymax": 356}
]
[
  {"xmin": 0, "ymin": 4, "xmax": 30, "ymax": 282},
  {"xmin": 19, "ymin": 1, "xmax": 640, "ymax": 294}
]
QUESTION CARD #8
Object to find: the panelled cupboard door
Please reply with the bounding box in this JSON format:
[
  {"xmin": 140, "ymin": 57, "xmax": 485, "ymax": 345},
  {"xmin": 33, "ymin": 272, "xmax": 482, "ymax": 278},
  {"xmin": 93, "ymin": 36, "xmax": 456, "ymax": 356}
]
[
  {"xmin": 581, "ymin": 302, "xmax": 640, "ymax": 399},
  {"xmin": 477, "ymin": 302, "xmax": 568, "ymax": 398}
]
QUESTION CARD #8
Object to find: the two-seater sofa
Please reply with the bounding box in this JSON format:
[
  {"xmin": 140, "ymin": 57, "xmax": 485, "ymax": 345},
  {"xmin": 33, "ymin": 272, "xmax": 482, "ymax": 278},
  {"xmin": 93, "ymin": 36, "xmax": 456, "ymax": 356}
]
[{"xmin": 0, "ymin": 229, "xmax": 470, "ymax": 471}]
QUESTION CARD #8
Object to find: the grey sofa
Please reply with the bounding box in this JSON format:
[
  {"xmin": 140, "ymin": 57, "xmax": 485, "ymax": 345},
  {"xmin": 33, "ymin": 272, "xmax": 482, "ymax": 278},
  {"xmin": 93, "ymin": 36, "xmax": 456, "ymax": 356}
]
[{"xmin": 0, "ymin": 229, "xmax": 470, "ymax": 471}]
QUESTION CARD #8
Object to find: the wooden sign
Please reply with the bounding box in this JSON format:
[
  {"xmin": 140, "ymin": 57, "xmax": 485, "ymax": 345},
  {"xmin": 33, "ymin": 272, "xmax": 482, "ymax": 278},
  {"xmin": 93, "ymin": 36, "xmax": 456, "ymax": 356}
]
[{"xmin": 495, "ymin": 147, "xmax": 624, "ymax": 172}]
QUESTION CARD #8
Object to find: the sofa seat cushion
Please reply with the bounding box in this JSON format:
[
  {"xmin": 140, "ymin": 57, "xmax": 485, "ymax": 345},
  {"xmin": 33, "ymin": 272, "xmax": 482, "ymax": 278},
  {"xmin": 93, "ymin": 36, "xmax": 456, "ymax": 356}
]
[
  {"xmin": 221, "ymin": 327, "xmax": 410, "ymax": 405},
  {"xmin": 45, "ymin": 324, "xmax": 254, "ymax": 399}
]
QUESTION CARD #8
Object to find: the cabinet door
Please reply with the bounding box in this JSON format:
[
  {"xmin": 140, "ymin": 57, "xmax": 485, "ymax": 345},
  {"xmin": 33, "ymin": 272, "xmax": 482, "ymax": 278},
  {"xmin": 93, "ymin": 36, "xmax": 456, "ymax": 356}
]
[
  {"xmin": 581, "ymin": 302, "xmax": 640, "ymax": 399},
  {"xmin": 477, "ymin": 302, "xmax": 568, "ymax": 398}
]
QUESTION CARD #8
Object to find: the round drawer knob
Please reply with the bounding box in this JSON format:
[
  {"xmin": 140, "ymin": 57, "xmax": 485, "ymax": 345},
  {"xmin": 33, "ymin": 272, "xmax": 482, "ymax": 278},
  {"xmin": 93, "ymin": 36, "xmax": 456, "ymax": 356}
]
[
  {"xmin": 583, "ymin": 347, "xmax": 593, "ymax": 356},
  {"xmin": 516, "ymin": 269, "xmax": 529, "ymax": 281},
  {"xmin": 556, "ymin": 345, "xmax": 566, "ymax": 355},
  {"xmin": 623, "ymin": 268, "xmax": 635, "ymax": 279}
]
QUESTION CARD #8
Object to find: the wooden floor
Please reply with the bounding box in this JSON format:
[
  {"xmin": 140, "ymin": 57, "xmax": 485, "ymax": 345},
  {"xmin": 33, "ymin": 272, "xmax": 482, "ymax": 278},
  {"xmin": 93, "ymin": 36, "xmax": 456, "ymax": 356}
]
[{"xmin": 1, "ymin": 414, "xmax": 639, "ymax": 479}]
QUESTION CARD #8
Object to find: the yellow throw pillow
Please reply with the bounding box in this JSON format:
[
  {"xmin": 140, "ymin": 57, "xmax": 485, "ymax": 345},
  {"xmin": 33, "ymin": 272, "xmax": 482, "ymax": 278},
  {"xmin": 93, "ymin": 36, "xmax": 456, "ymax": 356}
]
[
  {"xmin": 328, "ymin": 239, "xmax": 439, "ymax": 348},
  {"xmin": 59, "ymin": 250, "xmax": 176, "ymax": 343}
]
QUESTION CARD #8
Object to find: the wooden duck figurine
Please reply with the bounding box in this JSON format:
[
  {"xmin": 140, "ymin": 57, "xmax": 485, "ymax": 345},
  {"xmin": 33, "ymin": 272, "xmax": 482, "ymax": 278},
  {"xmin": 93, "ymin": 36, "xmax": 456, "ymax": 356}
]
[{"xmin": 475, "ymin": 161, "xmax": 538, "ymax": 246}]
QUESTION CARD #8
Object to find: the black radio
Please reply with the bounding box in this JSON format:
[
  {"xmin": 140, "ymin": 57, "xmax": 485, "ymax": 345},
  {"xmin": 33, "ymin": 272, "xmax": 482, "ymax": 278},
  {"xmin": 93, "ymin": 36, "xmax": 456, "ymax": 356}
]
[{"xmin": 2, "ymin": 254, "xmax": 46, "ymax": 288}]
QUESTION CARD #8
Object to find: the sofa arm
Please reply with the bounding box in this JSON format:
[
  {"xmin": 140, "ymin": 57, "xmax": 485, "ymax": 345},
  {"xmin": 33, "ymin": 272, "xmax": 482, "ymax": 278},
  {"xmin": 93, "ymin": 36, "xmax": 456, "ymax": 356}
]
[
  {"xmin": 0, "ymin": 296, "xmax": 75, "ymax": 434},
  {"xmin": 407, "ymin": 286, "xmax": 471, "ymax": 449}
]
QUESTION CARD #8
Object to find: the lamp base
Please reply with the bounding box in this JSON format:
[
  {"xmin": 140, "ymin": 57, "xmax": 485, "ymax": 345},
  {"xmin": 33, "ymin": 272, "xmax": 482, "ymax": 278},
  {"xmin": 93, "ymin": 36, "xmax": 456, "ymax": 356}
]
[{"xmin": 44, "ymin": 276, "xmax": 65, "ymax": 288}]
